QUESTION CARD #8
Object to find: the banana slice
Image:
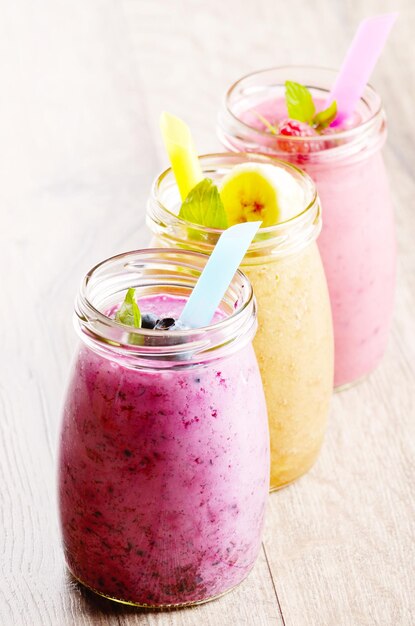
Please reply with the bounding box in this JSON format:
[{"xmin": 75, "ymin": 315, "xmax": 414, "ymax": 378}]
[{"xmin": 219, "ymin": 163, "xmax": 304, "ymax": 227}]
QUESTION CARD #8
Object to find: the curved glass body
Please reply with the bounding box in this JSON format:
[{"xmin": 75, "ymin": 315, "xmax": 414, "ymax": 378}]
[
  {"xmin": 218, "ymin": 66, "xmax": 396, "ymax": 388},
  {"xmin": 147, "ymin": 154, "xmax": 334, "ymax": 489},
  {"xmin": 58, "ymin": 249, "xmax": 269, "ymax": 608}
]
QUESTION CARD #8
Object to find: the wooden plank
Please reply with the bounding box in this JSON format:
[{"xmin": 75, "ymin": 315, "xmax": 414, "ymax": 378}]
[
  {"xmin": 0, "ymin": 0, "xmax": 280, "ymax": 624},
  {"xmin": 264, "ymin": 307, "xmax": 415, "ymax": 624},
  {"xmin": 66, "ymin": 548, "xmax": 281, "ymax": 626},
  {"xmin": 0, "ymin": 0, "xmax": 156, "ymax": 624},
  {"xmin": 1, "ymin": 0, "xmax": 414, "ymax": 624},
  {"xmin": 120, "ymin": 0, "xmax": 415, "ymax": 624}
]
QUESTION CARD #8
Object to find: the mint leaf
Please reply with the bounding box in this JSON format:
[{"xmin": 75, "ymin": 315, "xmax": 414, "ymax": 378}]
[
  {"xmin": 285, "ymin": 81, "xmax": 315, "ymax": 124},
  {"xmin": 179, "ymin": 178, "xmax": 228, "ymax": 229},
  {"xmin": 313, "ymin": 100, "xmax": 337, "ymax": 130},
  {"xmin": 115, "ymin": 288, "xmax": 141, "ymax": 328}
]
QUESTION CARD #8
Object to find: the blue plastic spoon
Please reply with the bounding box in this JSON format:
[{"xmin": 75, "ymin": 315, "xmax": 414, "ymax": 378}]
[{"xmin": 178, "ymin": 222, "xmax": 261, "ymax": 329}]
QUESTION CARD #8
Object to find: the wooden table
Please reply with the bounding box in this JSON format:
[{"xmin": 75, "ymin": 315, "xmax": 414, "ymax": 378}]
[{"xmin": 1, "ymin": 1, "xmax": 414, "ymax": 624}]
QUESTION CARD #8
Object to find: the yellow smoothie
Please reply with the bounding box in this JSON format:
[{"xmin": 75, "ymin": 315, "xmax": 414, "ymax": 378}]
[
  {"xmin": 147, "ymin": 153, "xmax": 334, "ymax": 489},
  {"xmin": 243, "ymin": 245, "xmax": 333, "ymax": 488}
]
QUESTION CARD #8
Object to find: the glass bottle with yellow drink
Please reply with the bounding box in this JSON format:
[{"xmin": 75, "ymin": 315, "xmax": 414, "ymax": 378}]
[{"xmin": 147, "ymin": 117, "xmax": 333, "ymax": 490}]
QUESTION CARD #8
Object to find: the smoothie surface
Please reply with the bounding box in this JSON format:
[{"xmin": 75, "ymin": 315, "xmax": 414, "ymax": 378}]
[
  {"xmin": 240, "ymin": 97, "xmax": 362, "ymax": 136},
  {"xmin": 110, "ymin": 293, "xmax": 226, "ymax": 328}
]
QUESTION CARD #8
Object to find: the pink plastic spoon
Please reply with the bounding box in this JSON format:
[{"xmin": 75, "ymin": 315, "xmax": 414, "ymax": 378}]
[{"xmin": 326, "ymin": 13, "xmax": 398, "ymax": 127}]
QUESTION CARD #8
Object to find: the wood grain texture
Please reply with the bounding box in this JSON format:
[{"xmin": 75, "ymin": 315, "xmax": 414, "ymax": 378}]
[{"xmin": 0, "ymin": 0, "xmax": 414, "ymax": 624}]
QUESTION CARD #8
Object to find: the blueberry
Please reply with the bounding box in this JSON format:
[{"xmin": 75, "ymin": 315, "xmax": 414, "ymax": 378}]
[
  {"xmin": 141, "ymin": 312, "xmax": 159, "ymax": 329},
  {"xmin": 154, "ymin": 317, "xmax": 176, "ymax": 330}
]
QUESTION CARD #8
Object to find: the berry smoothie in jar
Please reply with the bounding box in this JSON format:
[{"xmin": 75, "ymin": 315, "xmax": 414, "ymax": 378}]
[
  {"xmin": 58, "ymin": 249, "xmax": 269, "ymax": 608},
  {"xmin": 147, "ymin": 153, "xmax": 333, "ymax": 489},
  {"xmin": 218, "ymin": 66, "xmax": 396, "ymax": 388}
]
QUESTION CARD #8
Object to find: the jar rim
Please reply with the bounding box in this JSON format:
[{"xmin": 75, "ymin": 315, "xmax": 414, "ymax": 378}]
[
  {"xmin": 150, "ymin": 152, "xmax": 318, "ymax": 235},
  {"xmin": 75, "ymin": 248, "xmax": 256, "ymax": 362},
  {"xmin": 223, "ymin": 64, "xmax": 383, "ymax": 145}
]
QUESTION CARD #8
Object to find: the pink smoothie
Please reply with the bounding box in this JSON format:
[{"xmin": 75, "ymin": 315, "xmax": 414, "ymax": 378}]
[
  {"xmin": 58, "ymin": 294, "xmax": 269, "ymax": 606},
  {"xmin": 237, "ymin": 98, "xmax": 396, "ymax": 387}
]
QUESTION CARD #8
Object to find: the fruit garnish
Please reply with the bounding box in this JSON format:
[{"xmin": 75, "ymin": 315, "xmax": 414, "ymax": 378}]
[
  {"xmin": 279, "ymin": 119, "xmax": 318, "ymax": 138},
  {"xmin": 154, "ymin": 317, "xmax": 177, "ymax": 330},
  {"xmin": 153, "ymin": 317, "xmax": 188, "ymax": 331},
  {"xmin": 115, "ymin": 288, "xmax": 141, "ymax": 328},
  {"xmin": 141, "ymin": 312, "xmax": 159, "ymax": 329},
  {"xmin": 179, "ymin": 178, "xmax": 229, "ymax": 229},
  {"xmin": 276, "ymin": 119, "xmax": 322, "ymax": 155},
  {"xmin": 253, "ymin": 82, "xmax": 338, "ymax": 139},
  {"xmin": 285, "ymin": 80, "xmax": 337, "ymax": 130},
  {"xmin": 218, "ymin": 163, "xmax": 303, "ymax": 226}
]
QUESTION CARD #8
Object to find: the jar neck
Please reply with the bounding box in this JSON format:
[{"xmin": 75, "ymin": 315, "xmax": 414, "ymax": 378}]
[
  {"xmin": 217, "ymin": 66, "xmax": 387, "ymax": 163},
  {"xmin": 147, "ymin": 153, "xmax": 321, "ymax": 264},
  {"xmin": 75, "ymin": 249, "xmax": 257, "ymax": 369}
]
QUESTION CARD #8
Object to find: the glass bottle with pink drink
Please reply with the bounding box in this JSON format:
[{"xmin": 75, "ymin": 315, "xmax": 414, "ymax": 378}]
[
  {"xmin": 218, "ymin": 66, "xmax": 396, "ymax": 388},
  {"xmin": 58, "ymin": 248, "xmax": 269, "ymax": 608}
]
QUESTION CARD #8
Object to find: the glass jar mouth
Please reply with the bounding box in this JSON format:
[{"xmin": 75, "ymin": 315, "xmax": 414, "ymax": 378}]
[
  {"xmin": 147, "ymin": 152, "xmax": 321, "ymax": 260},
  {"xmin": 75, "ymin": 248, "xmax": 256, "ymax": 364},
  {"xmin": 150, "ymin": 152, "xmax": 317, "ymax": 234},
  {"xmin": 223, "ymin": 65, "xmax": 383, "ymax": 144}
]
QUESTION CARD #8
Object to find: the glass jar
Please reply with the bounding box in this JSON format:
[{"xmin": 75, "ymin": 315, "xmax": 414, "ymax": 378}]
[
  {"xmin": 147, "ymin": 153, "xmax": 334, "ymax": 490},
  {"xmin": 218, "ymin": 66, "xmax": 396, "ymax": 388},
  {"xmin": 58, "ymin": 249, "xmax": 269, "ymax": 608}
]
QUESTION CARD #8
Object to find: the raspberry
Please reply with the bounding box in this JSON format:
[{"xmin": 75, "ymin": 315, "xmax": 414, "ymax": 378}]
[
  {"xmin": 279, "ymin": 119, "xmax": 317, "ymax": 138},
  {"xmin": 276, "ymin": 118, "xmax": 322, "ymax": 157}
]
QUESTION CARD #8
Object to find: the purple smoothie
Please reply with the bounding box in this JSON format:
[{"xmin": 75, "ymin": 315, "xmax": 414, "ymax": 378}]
[{"xmin": 59, "ymin": 293, "xmax": 269, "ymax": 607}]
